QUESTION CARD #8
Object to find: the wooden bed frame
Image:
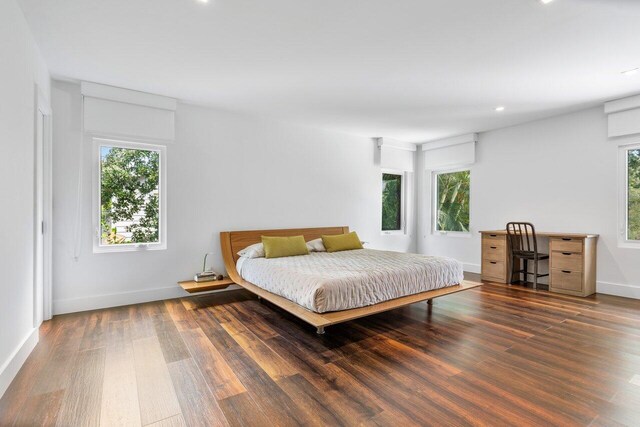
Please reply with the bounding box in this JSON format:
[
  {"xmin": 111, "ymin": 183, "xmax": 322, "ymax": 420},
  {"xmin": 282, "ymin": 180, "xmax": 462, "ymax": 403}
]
[{"xmin": 221, "ymin": 226, "xmax": 480, "ymax": 334}]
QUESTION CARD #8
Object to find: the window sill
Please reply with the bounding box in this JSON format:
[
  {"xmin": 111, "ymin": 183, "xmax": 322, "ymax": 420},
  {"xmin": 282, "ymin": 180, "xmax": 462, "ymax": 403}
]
[
  {"xmin": 381, "ymin": 230, "xmax": 406, "ymax": 236},
  {"xmin": 618, "ymin": 240, "xmax": 640, "ymax": 249},
  {"xmin": 432, "ymin": 231, "xmax": 472, "ymax": 238},
  {"xmin": 93, "ymin": 243, "xmax": 167, "ymax": 254}
]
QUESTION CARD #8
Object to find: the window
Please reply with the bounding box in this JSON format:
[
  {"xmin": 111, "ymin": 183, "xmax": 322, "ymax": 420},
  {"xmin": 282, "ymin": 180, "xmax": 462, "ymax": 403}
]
[
  {"xmin": 94, "ymin": 139, "xmax": 166, "ymax": 252},
  {"xmin": 434, "ymin": 169, "xmax": 470, "ymax": 234},
  {"xmin": 620, "ymin": 144, "xmax": 640, "ymax": 247},
  {"xmin": 382, "ymin": 172, "xmax": 404, "ymax": 232}
]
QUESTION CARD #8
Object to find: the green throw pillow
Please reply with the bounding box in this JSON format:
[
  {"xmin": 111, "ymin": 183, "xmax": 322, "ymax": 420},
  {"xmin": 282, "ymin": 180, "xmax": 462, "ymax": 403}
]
[
  {"xmin": 262, "ymin": 235, "xmax": 310, "ymax": 259},
  {"xmin": 321, "ymin": 231, "xmax": 364, "ymax": 253}
]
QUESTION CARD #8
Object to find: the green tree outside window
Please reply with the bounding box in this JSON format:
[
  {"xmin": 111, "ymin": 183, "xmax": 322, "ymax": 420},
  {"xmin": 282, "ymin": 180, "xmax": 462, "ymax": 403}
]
[
  {"xmin": 628, "ymin": 149, "xmax": 640, "ymax": 241},
  {"xmin": 382, "ymin": 173, "xmax": 402, "ymax": 231},
  {"xmin": 100, "ymin": 146, "xmax": 160, "ymax": 245},
  {"xmin": 436, "ymin": 170, "xmax": 470, "ymax": 232}
]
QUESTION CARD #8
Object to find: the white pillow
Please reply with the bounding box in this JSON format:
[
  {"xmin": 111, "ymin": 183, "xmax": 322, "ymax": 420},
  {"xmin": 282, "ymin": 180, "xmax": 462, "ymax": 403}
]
[
  {"xmin": 306, "ymin": 238, "xmax": 326, "ymax": 252},
  {"xmin": 237, "ymin": 242, "xmax": 265, "ymax": 259}
]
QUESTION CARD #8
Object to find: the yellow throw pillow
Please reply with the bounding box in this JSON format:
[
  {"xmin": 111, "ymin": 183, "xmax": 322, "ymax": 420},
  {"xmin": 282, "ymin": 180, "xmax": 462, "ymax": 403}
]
[
  {"xmin": 321, "ymin": 232, "xmax": 364, "ymax": 253},
  {"xmin": 262, "ymin": 235, "xmax": 310, "ymax": 259}
]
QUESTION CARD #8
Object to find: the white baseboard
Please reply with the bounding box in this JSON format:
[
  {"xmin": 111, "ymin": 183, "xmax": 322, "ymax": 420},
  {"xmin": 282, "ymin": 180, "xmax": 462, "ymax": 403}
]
[
  {"xmin": 597, "ymin": 281, "xmax": 640, "ymax": 300},
  {"xmin": 0, "ymin": 327, "xmax": 39, "ymax": 399},
  {"xmin": 53, "ymin": 284, "xmax": 241, "ymax": 315},
  {"xmin": 463, "ymin": 263, "xmax": 481, "ymax": 274},
  {"xmin": 49, "ymin": 275, "xmax": 638, "ymax": 316}
]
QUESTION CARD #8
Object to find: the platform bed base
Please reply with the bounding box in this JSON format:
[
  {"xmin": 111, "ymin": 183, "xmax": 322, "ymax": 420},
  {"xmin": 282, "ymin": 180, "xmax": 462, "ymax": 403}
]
[
  {"xmin": 220, "ymin": 227, "xmax": 481, "ymax": 335},
  {"xmin": 234, "ymin": 276, "xmax": 481, "ymax": 334}
]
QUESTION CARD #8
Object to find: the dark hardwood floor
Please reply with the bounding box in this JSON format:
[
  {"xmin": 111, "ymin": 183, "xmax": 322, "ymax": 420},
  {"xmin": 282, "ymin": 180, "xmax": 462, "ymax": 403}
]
[{"xmin": 2, "ymin": 273, "xmax": 640, "ymax": 426}]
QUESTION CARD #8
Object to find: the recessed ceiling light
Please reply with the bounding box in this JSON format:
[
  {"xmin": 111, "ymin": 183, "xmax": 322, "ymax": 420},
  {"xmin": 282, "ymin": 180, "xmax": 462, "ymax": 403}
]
[
  {"xmin": 540, "ymin": 0, "xmax": 554, "ymax": 4},
  {"xmin": 197, "ymin": 0, "xmax": 209, "ymax": 3},
  {"xmin": 622, "ymin": 68, "xmax": 639, "ymax": 76},
  {"xmin": 495, "ymin": 106, "xmax": 505, "ymax": 112}
]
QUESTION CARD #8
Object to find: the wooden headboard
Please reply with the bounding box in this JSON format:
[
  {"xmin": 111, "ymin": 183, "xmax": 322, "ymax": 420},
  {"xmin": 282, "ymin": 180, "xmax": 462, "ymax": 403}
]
[{"xmin": 220, "ymin": 226, "xmax": 349, "ymax": 282}]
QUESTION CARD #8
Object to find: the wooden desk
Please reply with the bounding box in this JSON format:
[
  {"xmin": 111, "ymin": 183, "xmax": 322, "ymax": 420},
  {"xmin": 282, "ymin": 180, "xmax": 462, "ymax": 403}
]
[{"xmin": 479, "ymin": 230, "xmax": 598, "ymax": 297}]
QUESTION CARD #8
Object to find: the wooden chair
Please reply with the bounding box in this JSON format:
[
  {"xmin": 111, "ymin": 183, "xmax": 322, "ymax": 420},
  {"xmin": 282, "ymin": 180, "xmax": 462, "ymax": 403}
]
[{"xmin": 506, "ymin": 222, "xmax": 549, "ymax": 289}]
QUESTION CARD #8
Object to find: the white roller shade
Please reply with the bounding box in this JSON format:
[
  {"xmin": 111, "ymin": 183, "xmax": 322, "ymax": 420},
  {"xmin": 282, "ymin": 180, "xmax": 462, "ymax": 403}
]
[
  {"xmin": 605, "ymin": 94, "xmax": 640, "ymax": 138},
  {"xmin": 81, "ymin": 82, "xmax": 176, "ymax": 142},
  {"xmin": 83, "ymin": 97, "xmax": 175, "ymax": 141},
  {"xmin": 421, "ymin": 133, "xmax": 477, "ymax": 170},
  {"xmin": 377, "ymin": 138, "xmax": 416, "ymax": 172}
]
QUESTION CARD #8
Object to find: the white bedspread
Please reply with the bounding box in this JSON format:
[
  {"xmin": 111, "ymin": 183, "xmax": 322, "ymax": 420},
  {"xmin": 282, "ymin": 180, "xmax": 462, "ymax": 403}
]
[{"xmin": 236, "ymin": 249, "xmax": 464, "ymax": 313}]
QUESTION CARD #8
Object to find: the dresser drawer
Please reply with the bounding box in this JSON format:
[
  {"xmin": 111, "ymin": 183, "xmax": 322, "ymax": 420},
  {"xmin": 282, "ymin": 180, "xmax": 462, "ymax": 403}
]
[
  {"xmin": 551, "ymin": 251, "xmax": 583, "ymax": 272},
  {"xmin": 482, "ymin": 259, "xmax": 505, "ymax": 280},
  {"xmin": 483, "ymin": 241, "xmax": 506, "ymax": 261},
  {"xmin": 483, "ymin": 233, "xmax": 505, "ymax": 241},
  {"xmin": 550, "ymin": 237, "xmax": 583, "ymax": 254},
  {"xmin": 483, "ymin": 235, "xmax": 506, "ymax": 246},
  {"xmin": 551, "ymin": 268, "xmax": 583, "ymax": 291}
]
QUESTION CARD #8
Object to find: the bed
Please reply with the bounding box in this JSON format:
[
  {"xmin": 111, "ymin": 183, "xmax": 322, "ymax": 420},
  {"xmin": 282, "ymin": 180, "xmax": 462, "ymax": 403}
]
[{"xmin": 221, "ymin": 226, "xmax": 480, "ymax": 334}]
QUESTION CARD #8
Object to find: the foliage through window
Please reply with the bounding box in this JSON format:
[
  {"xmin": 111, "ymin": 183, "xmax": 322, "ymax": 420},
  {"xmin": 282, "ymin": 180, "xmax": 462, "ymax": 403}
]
[
  {"xmin": 435, "ymin": 170, "xmax": 470, "ymax": 233},
  {"xmin": 382, "ymin": 173, "xmax": 403, "ymax": 231},
  {"xmin": 99, "ymin": 144, "xmax": 161, "ymax": 246},
  {"xmin": 627, "ymin": 148, "xmax": 640, "ymax": 241}
]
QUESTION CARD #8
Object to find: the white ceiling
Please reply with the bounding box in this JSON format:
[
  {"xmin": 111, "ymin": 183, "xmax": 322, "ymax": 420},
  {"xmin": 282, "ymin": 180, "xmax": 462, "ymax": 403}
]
[{"xmin": 18, "ymin": 0, "xmax": 640, "ymax": 142}]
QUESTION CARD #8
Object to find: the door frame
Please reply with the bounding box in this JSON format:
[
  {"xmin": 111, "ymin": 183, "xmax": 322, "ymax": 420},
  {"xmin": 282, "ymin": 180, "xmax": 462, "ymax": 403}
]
[{"xmin": 35, "ymin": 86, "xmax": 53, "ymax": 323}]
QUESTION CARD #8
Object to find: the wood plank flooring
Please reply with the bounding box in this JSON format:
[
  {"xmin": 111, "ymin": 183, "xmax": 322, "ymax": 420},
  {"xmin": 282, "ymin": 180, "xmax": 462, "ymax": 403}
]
[{"xmin": 2, "ymin": 273, "xmax": 640, "ymax": 426}]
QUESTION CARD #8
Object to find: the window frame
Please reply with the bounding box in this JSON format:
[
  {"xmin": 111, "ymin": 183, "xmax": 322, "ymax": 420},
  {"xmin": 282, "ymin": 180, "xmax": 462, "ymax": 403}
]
[
  {"xmin": 432, "ymin": 167, "xmax": 471, "ymax": 237},
  {"xmin": 618, "ymin": 142, "xmax": 640, "ymax": 249},
  {"xmin": 381, "ymin": 169, "xmax": 406, "ymax": 235},
  {"xmin": 92, "ymin": 137, "xmax": 167, "ymax": 253}
]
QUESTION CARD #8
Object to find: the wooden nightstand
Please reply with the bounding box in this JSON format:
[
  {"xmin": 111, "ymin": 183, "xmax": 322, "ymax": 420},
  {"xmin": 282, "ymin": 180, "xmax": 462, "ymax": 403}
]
[{"xmin": 178, "ymin": 277, "xmax": 235, "ymax": 293}]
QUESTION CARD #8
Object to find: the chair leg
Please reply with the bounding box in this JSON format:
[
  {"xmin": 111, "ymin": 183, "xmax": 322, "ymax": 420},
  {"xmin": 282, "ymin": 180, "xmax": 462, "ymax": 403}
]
[
  {"xmin": 533, "ymin": 258, "xmax": 538, "ymax": 290},
  {"xmin": 523, "ymin": 259, "xmax": 528, "ymax": 285},
  {"xmin": 509, "ymin": 259, "xmax": 515, "ymax": 285}
]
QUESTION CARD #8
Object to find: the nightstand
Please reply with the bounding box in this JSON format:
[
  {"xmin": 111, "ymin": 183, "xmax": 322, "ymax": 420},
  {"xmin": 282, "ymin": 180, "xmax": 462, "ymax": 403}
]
[{"xmin": 178, "ymin": 277, "xmax": 235, "ymax": 293}]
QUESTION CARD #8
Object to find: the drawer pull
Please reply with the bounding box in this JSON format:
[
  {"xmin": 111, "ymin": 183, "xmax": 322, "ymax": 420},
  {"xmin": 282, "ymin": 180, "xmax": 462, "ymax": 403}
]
[
  {"xmin": 490, "ymin": 234, "xmax": 497, "ymax": 237},
  {"xmin": 562, "ymin": 252, "xmax": 572, "ymax": 256},
  {"xmin": 490, "ymin": 261, "xmax": 497, "ymax": 264},
  {"xmin": 562, "ymin": 270, "xmax": 571, "ymax": 274},
  {"xmin": 562, "ymin": 238, "xmax": 572, "ymax": 241},
  {"xmin": 490, "ymin": 246, "xmax": 497, "ymax": 249}
]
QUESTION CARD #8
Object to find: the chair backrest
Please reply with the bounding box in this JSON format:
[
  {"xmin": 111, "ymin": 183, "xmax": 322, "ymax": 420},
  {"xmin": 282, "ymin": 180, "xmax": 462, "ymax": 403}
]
[{"xmin": 506, "ymin": 222, "xmax": 538, "ymax": 255}]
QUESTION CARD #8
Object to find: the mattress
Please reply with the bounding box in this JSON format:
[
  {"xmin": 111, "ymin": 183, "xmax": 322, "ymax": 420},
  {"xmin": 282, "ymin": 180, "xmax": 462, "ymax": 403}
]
[{"xmin": 236, "ymin": 249, "xmax": 464, "ymax": 313}]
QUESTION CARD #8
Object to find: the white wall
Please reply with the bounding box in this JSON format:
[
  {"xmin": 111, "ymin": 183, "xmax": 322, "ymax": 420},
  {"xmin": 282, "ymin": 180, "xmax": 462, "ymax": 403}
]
[
  {"xmin": 51, "ymin": 81, "xmax": 416, "ymax": 314},
  {"xmin": 418, "ymin": 106, "xmax": 640, "ymax": 299},
  {"xmin": 0, "ymin": 0, "xmax": 50, "ymax": 397}
]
